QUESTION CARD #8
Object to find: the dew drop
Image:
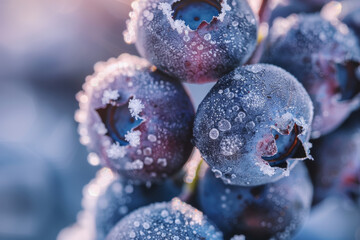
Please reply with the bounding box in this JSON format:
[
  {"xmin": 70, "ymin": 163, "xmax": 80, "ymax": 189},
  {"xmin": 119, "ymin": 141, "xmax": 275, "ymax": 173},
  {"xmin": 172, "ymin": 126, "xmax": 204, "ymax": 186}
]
[
  {"xmin": 183, "ymin": 35, "xmax": 190, "ymax": 42},
  {"xmin": 148, "ymin": 134, "xmax": 157, "ymax": 142},
  {"xmin": 218, "ymin": 119, "xmax": 231, "ymax": 131},
  {"xmin": 209, "ymin": 128, "xmax": 219, "ymax": 140},
  {"xmin": 157, "ymin": 158, "xmax": 167, "ymax": 167},
  {"xmin": 212, "ymin": 168, "xmax": 222, "ymax": 178},
  {"xmin": 204, "ymin": 33, "xmax": 211, "ymax": 41},
  {"xmin": 129, "ymin": 231, "xmax": 136, "ymax": 238},
  {"xmin": 144, "ymin": 157, "xmax": 153, "ymax": 165},
  {"xmin": 144, "ymin": 147, "xmax": 152, "ymax": 156},
  {"xmin": 143, "ymin": 222, "xmax": 150, "ymax": 229}
]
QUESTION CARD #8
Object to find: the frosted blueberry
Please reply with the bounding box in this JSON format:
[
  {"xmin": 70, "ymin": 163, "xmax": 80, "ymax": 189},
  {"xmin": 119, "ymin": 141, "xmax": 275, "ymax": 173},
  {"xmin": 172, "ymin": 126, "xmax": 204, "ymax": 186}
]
[
  {"xmin": 95, "ymin": 177, "xmax": 181, "ymax": 240},
  {"xmin": 194, "ymin": 64, "xmax": 314, "ymax": 186},
  {"xmin": 307, "ymin": 109, "xmax": 360, "ymax": 205},
  {"xmin": 76, "ymin": 54, "xmax": 194, "ymax": 182},
  {"xmin": 199, "ymin": 163, "xmax": 313, "ymax": 240},
  {"xmin": 124, "ymin": 0, "xmax": 257, "ymax": 83},
  {"xmin": 262, "ymin": 14, "xmax": 360, "ymax": 138},
  {"xmin": 105, "ymin": 198, "xmax": 223, "ymax": 240}
]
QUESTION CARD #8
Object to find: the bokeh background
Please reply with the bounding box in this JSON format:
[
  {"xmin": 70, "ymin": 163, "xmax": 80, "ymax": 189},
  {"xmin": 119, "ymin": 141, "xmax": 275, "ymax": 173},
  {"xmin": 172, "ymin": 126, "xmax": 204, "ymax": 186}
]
[{"xmin": 0, "ymin": 0, "xmax": 359, "ymax": 239}]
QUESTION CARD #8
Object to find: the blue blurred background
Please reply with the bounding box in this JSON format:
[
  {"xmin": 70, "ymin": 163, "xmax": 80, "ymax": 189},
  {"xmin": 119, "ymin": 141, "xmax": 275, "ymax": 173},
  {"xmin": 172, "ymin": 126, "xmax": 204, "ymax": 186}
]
[{"xmin": 0, "ymin": 0, "xmax": 358, "ymax": 239}]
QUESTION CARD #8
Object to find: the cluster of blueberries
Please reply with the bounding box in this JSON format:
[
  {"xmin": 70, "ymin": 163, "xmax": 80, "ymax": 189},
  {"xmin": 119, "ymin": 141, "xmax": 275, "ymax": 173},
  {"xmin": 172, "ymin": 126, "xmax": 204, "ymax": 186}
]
[{"xmin": 75, "ymin": 0, "xmax": 360, "ymax": 239}]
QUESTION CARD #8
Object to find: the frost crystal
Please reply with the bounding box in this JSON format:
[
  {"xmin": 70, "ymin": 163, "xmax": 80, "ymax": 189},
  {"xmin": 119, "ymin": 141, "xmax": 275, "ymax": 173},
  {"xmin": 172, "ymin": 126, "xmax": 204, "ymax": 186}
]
[
  {"xmin": 255, "ymin": 161, "xmax": 275, "ymax": 177},
  {"xmin": 107, "ymin": 143, "xmax": 126, "ymax": 159},
  {"xmin": 125, "ymin": 159, "xmax": 144, "ymax": 170},
  {"xmin": 125, "ymin": 130, "xmax": 141, "ymax": 147},
  {"xmin": 128, "ymin": 97, "xmax": 145, "ymax": 120},
  {"xmin": 102, "ymin": 89, "xmax": 119, "ymax": 105}
]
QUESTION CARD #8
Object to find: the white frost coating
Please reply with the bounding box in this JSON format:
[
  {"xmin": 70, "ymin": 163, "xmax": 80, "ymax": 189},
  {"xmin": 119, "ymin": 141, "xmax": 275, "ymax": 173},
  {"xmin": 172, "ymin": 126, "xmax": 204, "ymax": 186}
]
[
  {"xmin": 158, "ymin": 3, "xmax": 191, "ymax": 34},
  {"xmin": 107, "ymin": 142, "xmax": 126, "ymax": 159},
  {"xmin": 158, "ymin": 0, "xmax": 230, "ymax": 35},
  {"xmin": 157, "ymin": 158, "xmax": 167, "ymax": 167},
  {"xmin": 255, "ymin": 161, "xmax": 275, "ymax": 176},
  {"xmin": 125, "ymin": 130, "xmax": 141, "ymax": 147},
  {"xmin": 218, "ymin": 0, "xmax": 232, "ymax": 22},
  {"xmin": 128, "ymin": 97, "xmax": 144, "ymax": 120},
  {"xmin": 102, "ymin": 89, "xmax": 119, "ymax": 105},
  {"xmin": 220, "ymin": 136, "xmax": 243, "ymax": 156},
  {"xmin": 125, "ymin": 159, "xmax": 144, "ymax": 170},
  {"xmin": 282, "ymin": 164, "xmax": 291, "ymax": 177},
  {"xmin": 271, "ymin": 112, "xmax": 296, "ymax": 134}
]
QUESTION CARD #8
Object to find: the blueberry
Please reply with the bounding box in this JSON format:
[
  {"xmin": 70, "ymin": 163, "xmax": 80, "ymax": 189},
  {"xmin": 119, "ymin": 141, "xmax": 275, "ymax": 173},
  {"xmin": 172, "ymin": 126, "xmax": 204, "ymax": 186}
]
[
  {"xmin": 95, "ymin": 177, "xmax": 182, "ymax": 240},
  {"xmin": 198, "ymin": 163, "xmax": 313, "ymax": 240},
  {"xmin": 76, "ymin": 54, "xmax": 195, "ymax": 182},
  {"xmin": 124, "ymin": 0, "xmax": 257, "ymax": 83},
  {"xmin": 262, "ymin": 13, "xmax": 360, "ymax": 138},
  {"xmin": 105, "ymin": 198, "xmax": 223, "ymax": 240},
  {"xmin": 307, "ymin": 109, "xmax": 360, "ymax": 206},
  {"xmin": 193, "ymin": 64, "xmax": 313, "ymax": 186}
]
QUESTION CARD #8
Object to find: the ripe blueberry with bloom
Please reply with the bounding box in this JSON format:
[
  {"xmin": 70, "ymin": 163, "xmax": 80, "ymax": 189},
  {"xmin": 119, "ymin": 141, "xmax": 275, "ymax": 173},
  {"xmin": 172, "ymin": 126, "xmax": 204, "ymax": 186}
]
[
  {"xmin": 95, "ymin": 177, "xmax": 182, "ymax": 240},
  {"xmin": 262, "ymin": 13, "xmax": 360, "ymax": 138},
  {"xmin": 124, "ymin": 0, "xmax": 257, "ymax": 83},
  {"xmin": 307, "ymin": 110, "xmax": 360, "ymax": 206},
  {"xmin": 198, "ymin": 163, "xmax": 313, "ymax": 240},
  {"xmin": 194, "ymin": 64, "xmax": 313, "ymax": 186},
  {"xmin": 105, "ymin": 198, "xmax": 223, "ymax": 240},
  {"xmin": 76, "ymin": 54, "xmax": 194, "ymax": 182}
]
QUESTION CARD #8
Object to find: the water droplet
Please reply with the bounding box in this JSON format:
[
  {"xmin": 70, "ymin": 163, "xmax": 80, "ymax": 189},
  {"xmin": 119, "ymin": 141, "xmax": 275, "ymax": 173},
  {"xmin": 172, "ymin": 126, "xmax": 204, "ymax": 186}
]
[
  {"xmin": 144, "ymin": 147, "xmax": 152, "ymax": 156},
  {"xmin": 148, "ymin": 134, "xmax": 157, "ymax": 142},
  {"xmin": 246, "ymin": 121, "xmax": 255, "ymax": 131},
  {"xmin": 212, "ymin": 168, "xmax": 222, "ymax": 178},
  {"xmin": 143, "ymin": 222, "xmax": 150, "ymax": 229},
  {"xmin": 161, "ymin": 210, "xmax": 169, "ymax": 217},
  {"xmin": 204, "ymin": 33, "xmax": 211, "ymax": 41},
  {"xmin": 129, "ymin": 231, "xmax": 136, "ymax": 238},
  {"xmin": 183, "ymin": 35, "xmax": 190, "ymax": 42},
  {"xmin": 209, "ymin": 128, "xmax": 219, "ymax": 140},
  {"xmin": 218, "ymin": 119, "xmax": 231, "ymax": 131},
  {"xmin": 144, "ymin": 157, "xmax": 153, "ymax": 165},
  {"xmin": 157, "ymin": 158, "xmax": 167, "ymax": 167}
]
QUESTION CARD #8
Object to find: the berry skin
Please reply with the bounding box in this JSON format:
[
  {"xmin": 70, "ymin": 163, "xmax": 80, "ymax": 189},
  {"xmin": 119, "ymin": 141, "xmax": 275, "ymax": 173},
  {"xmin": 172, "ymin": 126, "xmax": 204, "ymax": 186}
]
[
  {"xmin": 124, "ymin": 0, "xmax": 257, "ymax": 83},
  {"xmin": 105, "ymin": 198, "xmax": 223, "ymax": 240},
  {"xmin": 198, "ymin": 163, "xmax": 313, "ymax": 240},
  {"xmin": 76, "ymin": 54, "xmax": 195, "ymax": 182},
  {"xmin": 193, "ymin": 64, "xmax": 313, "ymax": 186},
  {"xmin": 262, "ymin": 14, "xmax": 360, "ymax": 138},
  {"xmin": 95, "ymin": 177, "xmax": 182, "ymax": 240},
  {"xmin": 307, "ymin": 109, "xmax": 360, "ymax": 206}
]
